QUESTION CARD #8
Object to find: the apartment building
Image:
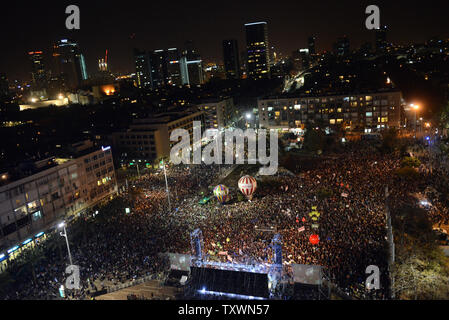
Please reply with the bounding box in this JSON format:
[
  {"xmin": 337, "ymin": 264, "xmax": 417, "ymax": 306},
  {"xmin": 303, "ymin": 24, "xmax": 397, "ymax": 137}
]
[
  {"xmin": 0, "ymin": 141, "xmax": 118, "ymax": 268},
  {"xmin": 258, "ymin": 89, "xmax": 404, "ymax": 132},
  {"xmin": 196, "ymin": 98, "xmax": 236, "ymax": 130},
  {"xmin": 112, "ymin": 108, "xmax": 205, "ymax": 163}
]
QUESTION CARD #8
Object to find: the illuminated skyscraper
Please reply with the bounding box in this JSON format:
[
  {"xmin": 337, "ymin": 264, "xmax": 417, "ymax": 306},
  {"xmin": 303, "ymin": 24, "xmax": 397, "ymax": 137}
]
[
  {"xmin": 292, "ymin": 49, "xmax": 310, "ymax": 71},
  {"xmin": 28, "ymin": 51, "xmax": 47, "ymax": 89},
  {"xmin": 245, "ymin": 21, "xmax": 270, "ymax": 79},
  {"xmin": 53, "ymin": 39, "xmax": 88, "ymax": 90},
  {"xmin": 134, "ymin": 49, "xmax": 152, "ymax": 89},
  {"xmin": 375, "ymin": 26, "xmax": 388, "ymax": 52},
  {"xmin": 167, "ymin": 48, "xmax": 181, "ymax": 86},
  {"xmin": 150, "ymin": 49, "xmax": 168, "ymax": 88},
  {"xmin": 222, "ymin": 39, "xmax": 240, "ymax": 80},
  {"xmin": 334, "ymin": 36, "xmax": 350, "ymax": 56},
  {"xmin": 308, "ymin": 36, "xmax": 316, "ymax": 55},
  {"xmin": 180, "ymin": 41, "xmax": 203, "ymax": 86},
  {"xmin": 180, "ymin": 57, "xmax": 203, "ymax": 86}
]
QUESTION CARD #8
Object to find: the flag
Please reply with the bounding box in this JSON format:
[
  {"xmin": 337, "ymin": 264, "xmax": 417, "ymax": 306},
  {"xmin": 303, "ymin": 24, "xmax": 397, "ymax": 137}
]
[{"xmin": 298, "ymin": 226, "xmax": 305, "ymax": 233}]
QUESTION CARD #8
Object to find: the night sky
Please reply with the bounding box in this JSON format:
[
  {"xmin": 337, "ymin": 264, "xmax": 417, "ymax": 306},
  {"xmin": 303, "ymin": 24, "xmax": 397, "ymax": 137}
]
[{"xmin": 1, "ymin": 0, "xmax": 449, "ymax": 81}]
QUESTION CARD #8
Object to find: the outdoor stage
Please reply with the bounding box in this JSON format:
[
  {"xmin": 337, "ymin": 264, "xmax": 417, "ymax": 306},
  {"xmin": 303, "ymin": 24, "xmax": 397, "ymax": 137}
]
[{"xmin": 165, "ymin": 228, "xmax": 326, "ymax": 300}]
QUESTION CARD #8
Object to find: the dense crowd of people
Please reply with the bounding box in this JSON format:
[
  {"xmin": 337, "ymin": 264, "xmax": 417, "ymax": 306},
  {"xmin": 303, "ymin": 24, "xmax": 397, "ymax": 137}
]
[{"xmin": 1, "ymin": 139, "xmax": 448, "ymax": 300}]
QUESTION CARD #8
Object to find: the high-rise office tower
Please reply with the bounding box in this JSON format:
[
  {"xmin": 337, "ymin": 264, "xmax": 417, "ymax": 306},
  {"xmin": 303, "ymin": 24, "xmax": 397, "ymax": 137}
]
[
  {"xmin": 334, "ymin": 36, "xmax": 350, "ymax": 56},
  {"xmin": 134, "ymin": 49, "xmax": 152, "ymax": 89},
  {"xmin": 53, "ymin": 39, "xmax": 88, "ymax": 90},
  {"xmin": 375, "ymin": 26, "xmax": 388, "ymax": 52},
  {"xmin": 245, "ymin": 21, "xmax": 270, "ymax": 79},
  {"xmin": 180, "ymin": 41, "xmax": 203, "ymax": 86},
  {"xmin": 292, "ymin": 49, "xmax": 310, "ymax": 71},
  {"xmin": 308, "ymin": 36, "xmax": 316, "ymax": 55},
  {"xmin": 150, "ymin": 49, "xmax": 168, "ymax": 88},
  {"xmin": 167, "ymin": 48, "xmax": 181, "ymax": 86},
  {"xmin": 29, "ymin": 51, "xmax": 47, "ymax": 89},
  {"xmin": 300, "ymin": 49, "xmax": 310, "ymax": 69},
  {"xmin": 187, "ymin": 59, "xmax": 203, "ymax": 86},
  {"xmin": 180, "ymin": 57, "xmax": 203, "ymax": 86},
  {"xmin": 222, "ymin": 39, "xmax": 240, "ymax": 80}
]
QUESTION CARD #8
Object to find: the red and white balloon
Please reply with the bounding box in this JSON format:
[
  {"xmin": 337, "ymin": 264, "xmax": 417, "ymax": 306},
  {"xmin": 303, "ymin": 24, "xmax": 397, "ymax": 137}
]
[{"xmin": 238, "ymin": 175, "xmax": 257, "ymax": 200}]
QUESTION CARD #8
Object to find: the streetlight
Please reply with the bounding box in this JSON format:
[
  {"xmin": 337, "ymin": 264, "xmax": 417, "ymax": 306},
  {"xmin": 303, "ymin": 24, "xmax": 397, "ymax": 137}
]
[
  {"xmin": 160, "ymin": 159, "xmax": 171, "ymax": 211},
  {"xmin": 59, "ymin": 222, "xmax": 73, "ymax": 265},
  {"xmin": 410, "ymin": 104, "xmax": 419, "ymax": 139},
  {"xmin": 245, "ymin": 112, "xmax": 253, "ymax": 129}
]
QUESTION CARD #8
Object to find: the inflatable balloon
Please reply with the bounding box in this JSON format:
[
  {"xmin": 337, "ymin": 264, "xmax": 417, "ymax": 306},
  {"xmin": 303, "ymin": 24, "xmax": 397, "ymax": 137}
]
[
  {"xmin": 238, "ymin": 175, "xmax": 257, "ymax": 200},
  {"xmin": 213, "ymin": 185, "xmax": 230, "ymax": 204},
  {"xmin": 309, "ymin": 234, "xmax": 320, "ymax": 245}
]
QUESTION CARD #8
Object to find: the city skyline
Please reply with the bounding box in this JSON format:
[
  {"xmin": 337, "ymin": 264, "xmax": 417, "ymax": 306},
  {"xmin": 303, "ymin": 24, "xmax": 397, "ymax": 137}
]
[
  {"xmin": 1, "ymin": 0, "xmax": 449, "ymax": 304},
  {"xmin": 1, "ymin": 0, "xmax": 449, "ymax": 81}
]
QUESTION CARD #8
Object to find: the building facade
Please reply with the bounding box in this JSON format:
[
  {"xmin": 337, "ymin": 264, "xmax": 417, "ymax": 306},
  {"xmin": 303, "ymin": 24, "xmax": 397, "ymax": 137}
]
[
  {"xmin": 334, "ymin": 36, "xmax": 350, "ymax": 57},
  {"xmin": 196, "ymin": 98, "xmax": 236, "ymax": 130},
  {"xmin": 223, "ymin": 40, "xmax": 241, "ymax": 80},
  {"xmin": 375, "ymin": 26, "xmax": 388, "ymax": 53},
  {"xmin": 180, "ymin": 57, "xmax": 203, "ymax": 87},
  {"xmin": 112, "ymin": 108, "xmax": 205, "ymax": 163},
  {"xmin": 258, "ymin": 90, "xmax": 403, "ymax": 131},
  {"xmin": 29, "ymin": 51, "xmax": 47, "ymax": 90},
  {"xmin": 150, "ymin": 49, "xmax": 168, "ymax": 88},
  {"xmin": 53, "ymin": 39, "xmax": 88, "ymax": 90},
  {"xmin": 245, "ymin": 22, "xmax": 270, "ymax": 79},
  {"xmin": 0, "ymin": 144, "xmax": 118, "ymax": 267},
  {"xmin": 134, "ymin": 49, "xmax": 152, "ymax": 89},
  {"xmin": 167, "ymin": 48, "xmax": 182, "ymax": 86},
  {"xmin": 308, "ymin": 36, "xmax": 316, "ymax": 55}
]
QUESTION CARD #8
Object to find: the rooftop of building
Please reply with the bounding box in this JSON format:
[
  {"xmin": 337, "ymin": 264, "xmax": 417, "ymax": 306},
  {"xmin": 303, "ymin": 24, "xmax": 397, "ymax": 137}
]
[
  {"xmin": 131, "ymin": 106, "xmax": 203, "ymax": 125},
  {"xmin": 196, "ymin": 97, "xmax": 232, "ymax": 104},
  {"xmin": 260, "ymin": 87, "xmax": 403, "ymax": 101},
  {"xmin": 0, "ymin": 140, "xmax": 107, "ymax": 188}
]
